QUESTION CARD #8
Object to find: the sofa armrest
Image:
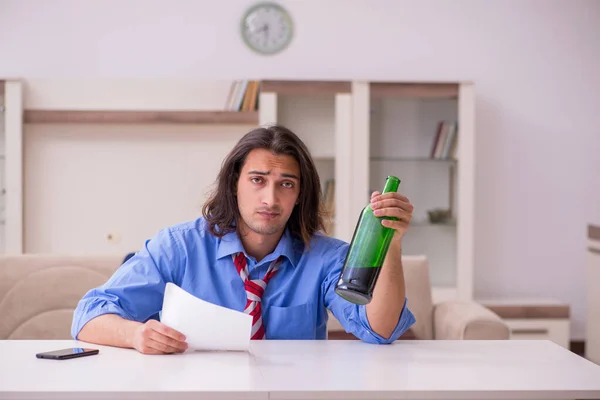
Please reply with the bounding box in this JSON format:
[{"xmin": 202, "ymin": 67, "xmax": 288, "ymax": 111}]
[{"xmin": 433, "ymin": 301, "xmax": 510, "ymax": 340}]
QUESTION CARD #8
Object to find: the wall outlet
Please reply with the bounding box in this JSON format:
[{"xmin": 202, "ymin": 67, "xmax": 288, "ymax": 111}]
[{"xmin": 106, "ymin": 232, "xmax": 121, "ymax": 244}]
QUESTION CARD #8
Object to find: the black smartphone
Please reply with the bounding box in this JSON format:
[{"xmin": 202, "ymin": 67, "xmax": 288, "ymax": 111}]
[{"xmin": 35, "ymin": 347, "xmax": 99, "ymax": 360}]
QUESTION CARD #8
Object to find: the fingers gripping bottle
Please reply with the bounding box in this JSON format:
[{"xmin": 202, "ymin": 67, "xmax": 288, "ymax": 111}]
[{"xmin": 334, "ymin": 175, "xmax": 401, "ymax": 305}]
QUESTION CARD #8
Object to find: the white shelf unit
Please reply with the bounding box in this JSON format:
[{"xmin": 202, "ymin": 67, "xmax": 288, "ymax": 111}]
[
  {"xmin": 259, "ymin": 80, "xmax": 475, "ymax": 303},
  {"xmin": 349, "ymin": 82, "xmax": 475, "ymax": 303},
  {"xmin": 258, "ymin": 81, "xmax": 354, "ymax": 240},
  {"xmin": 0, "ymin": 79, "xmax": 23, "ymax": 255},
  {"xmin": 6, "ymin": 78, "xmax": 474, "ymax": 302},
  {"xmin": 0, "ymin": 82, "xmax": 4, "ymax": 252},
  {"xmin": 478, "ymin": 298, "xmax": 571, "ymax": 349},
  {"xmin": 587, "ymin": 225, "xmax": 600, "ymax": 363}
]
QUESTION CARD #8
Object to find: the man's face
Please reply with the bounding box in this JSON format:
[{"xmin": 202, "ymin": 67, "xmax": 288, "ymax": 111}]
[{"xmin": 236, "ymin": 148, "xmax": 301, "ymax": 237}]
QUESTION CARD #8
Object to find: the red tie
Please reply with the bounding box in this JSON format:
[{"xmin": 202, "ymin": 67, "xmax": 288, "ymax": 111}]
[{"xmin": 232, "ymin": 252, "xmax": 282, "ymax": 340}]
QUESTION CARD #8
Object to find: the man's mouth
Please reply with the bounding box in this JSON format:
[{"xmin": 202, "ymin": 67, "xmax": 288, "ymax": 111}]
[{"xmin": 257, "ymin": 211, "xmax": 280, "ymax": 219}]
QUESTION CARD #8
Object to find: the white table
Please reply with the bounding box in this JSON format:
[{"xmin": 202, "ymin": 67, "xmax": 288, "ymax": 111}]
[{"xmin": 1, "ymin": 339, "xmax": 600, "ymax": 400}]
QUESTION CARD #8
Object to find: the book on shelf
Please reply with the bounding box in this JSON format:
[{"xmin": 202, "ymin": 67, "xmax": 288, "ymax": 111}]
[
  {"xmin": 225, "ymin": 80, "xmax": 260, "ymax": 112},
  {"xmin": 430, "ymin": 120, "xmax": 458, "ymax": 160}
]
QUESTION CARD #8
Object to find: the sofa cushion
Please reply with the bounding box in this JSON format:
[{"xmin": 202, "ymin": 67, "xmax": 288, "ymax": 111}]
[
  {"xmin": 433, "ymin": 300, "xmax": 510, "ymax": 340},
  {"xmin": 402, "ymin": 255, "xmax": 434, "ymax": 340},
  {"xmin": 0, "ymin": 255, "xmax": 122, "ymax": 339},
  {"xmin": 327, "ymin": 255, "xmax": 433, "ymax": 340}
]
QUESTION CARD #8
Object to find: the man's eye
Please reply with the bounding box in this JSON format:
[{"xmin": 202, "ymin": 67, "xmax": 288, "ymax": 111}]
[
  {"xmin": 282, "ymin": 182, "xmax": 294, "ymax": 188},
  {"xmin": 251, "ymin": 177, "xmax": 263, "ymax": 184}
]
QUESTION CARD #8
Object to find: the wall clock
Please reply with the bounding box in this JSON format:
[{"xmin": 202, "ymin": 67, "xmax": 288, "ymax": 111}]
[{"xmin": 241, "ymin": 2, "xmax": 294, "ymax": 55}]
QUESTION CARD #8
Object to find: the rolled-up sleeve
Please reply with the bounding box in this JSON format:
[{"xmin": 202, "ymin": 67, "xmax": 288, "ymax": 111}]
[
  {"xmin": 323, "ymin": 242, "xmax": 416, "ymax": 344},
  {"xmin": 71, "ymin": 228, "xmax": 183, "ymax": 339}
]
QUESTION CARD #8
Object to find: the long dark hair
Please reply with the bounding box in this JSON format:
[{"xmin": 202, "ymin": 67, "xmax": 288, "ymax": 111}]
[{"xmin": 202, "ymin": 125, "xmax": 327, "ymax": 247}]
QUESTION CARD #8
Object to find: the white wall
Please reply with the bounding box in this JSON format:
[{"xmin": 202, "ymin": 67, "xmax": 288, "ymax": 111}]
[
  {"xmin": 24, "ymin": 123, "xmax": 248, "ymax": 255},
  {"xmin": 1, "ymin": 0, "xmax": 599, "ymax": 339}
]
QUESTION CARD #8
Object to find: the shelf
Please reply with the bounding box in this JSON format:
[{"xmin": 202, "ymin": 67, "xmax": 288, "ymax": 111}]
[
  {"xmin": 370, "ymin": 82, "xmax": 459, "ymax": 99},
  {"xmin": 261, "ymin": 81, "xmax": 457, "ymax": 98},
  {"xmin": 479, "ymin": 300, "xmax": 570, "ymax": 319},
  {"xmin": 370, "ymin": 157, "xmax": 457, "ymax": 163},
  {"xmin": 261, "ymin": 80, "xmax": 351, "ymax": 95},
  {"xmin": 23, "ymin": 110, "xmax": 259, "ymax": 125}
]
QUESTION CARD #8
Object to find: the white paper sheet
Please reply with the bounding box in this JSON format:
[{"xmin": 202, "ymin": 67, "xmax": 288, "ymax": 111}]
[{"xmin": 160, "ymin": 282, "xmax": 252, "ymax": 352}]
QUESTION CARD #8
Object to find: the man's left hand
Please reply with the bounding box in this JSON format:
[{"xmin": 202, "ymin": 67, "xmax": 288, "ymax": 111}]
[{"xmin": 369, "ymin": 191, "xmax": 414, "ymax": 239}]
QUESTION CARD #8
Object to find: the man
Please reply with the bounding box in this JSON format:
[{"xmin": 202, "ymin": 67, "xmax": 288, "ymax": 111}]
[{"xmin": 72, "ymin": 125, "xmax": 416, "ymax": 354}]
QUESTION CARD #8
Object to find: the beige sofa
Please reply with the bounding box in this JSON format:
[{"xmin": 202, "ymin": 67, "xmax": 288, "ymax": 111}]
[
  {"xmin": 0, "ymin": 254, "xmax": 123, "ymax": 340},
  {"xmin": 0, "ymin": 254, "xmax": 509, "ymax": 341},
  {"xmin": 328, "ymin": 255, "xmax": 510, "ymax": 340}
]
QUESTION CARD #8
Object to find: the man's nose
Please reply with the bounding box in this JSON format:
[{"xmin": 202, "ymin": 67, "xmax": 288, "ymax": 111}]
[{"xmin": 262, "ymin": 184, "xmax": 278, "ymax": 207}]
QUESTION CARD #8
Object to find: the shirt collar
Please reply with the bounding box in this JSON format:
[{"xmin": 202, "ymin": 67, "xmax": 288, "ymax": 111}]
[{"xmin": 216, "ymin": 227, "xmax": 299, "ymax": 268}]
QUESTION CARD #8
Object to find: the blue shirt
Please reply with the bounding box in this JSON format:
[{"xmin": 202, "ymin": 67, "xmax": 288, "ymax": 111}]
[{"xmin": 71, "ymin": 217, "xmax": 415, "ymax": 344}]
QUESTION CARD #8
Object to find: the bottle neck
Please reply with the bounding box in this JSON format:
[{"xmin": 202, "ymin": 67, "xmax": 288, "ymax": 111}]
[{"xmin": 382, "ymin": 176, "xmax": 400, "ymax": 193}]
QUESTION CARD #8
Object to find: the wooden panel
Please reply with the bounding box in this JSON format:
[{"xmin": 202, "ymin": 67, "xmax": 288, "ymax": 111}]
[
  {"xmin": 589, "ymin": 224, "xmax": 600, "ymax": 241},
  {"xmin": 4, "ymin": 81, "xmax": 24, "ymax": 253},
  {"xmin": 258, "ymin": 92, "xmax": 277, "ymax": 126},
  {"xmin": 371, "ymin": 82, "xmax": 459, "ymax": 98},
  {"xmin": 334, "ymin": 93, "xmax": 353, "ymax": 242},
  {"xmin": 261, "ymin": 80, "xmax": 351, "ymax": 95},
  {"xmin": 457, "ymin": 82, "xmax": 475, "ymax": 300},
  {"xmin": 23, "ymin": 110, "xmax": 258, "ymax": 125},
  {"xmin": 484, "ymin": 304, "xmax": 570, "ymax": 319}
]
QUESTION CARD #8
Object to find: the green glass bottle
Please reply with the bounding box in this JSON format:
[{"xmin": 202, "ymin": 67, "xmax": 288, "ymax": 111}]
[{"xmin": 335, "ymin": 175, "xmax": 401, "ymax": 305}]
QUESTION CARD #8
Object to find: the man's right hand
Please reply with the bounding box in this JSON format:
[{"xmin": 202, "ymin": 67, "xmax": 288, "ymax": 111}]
[{"xmin": 130, "ymin": 319, "xmax": 188, "ymax": 355}]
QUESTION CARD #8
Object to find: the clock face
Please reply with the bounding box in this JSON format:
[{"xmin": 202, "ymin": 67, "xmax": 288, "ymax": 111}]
[{"xmin": 241, "ymin": 2, "xmax": 293, "ymax": 55}]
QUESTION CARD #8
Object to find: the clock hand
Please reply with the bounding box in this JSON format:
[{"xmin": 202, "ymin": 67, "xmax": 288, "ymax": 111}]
[{"xmin": 253, "ymin": 24, "xmax": 268, "ymax": 34}]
